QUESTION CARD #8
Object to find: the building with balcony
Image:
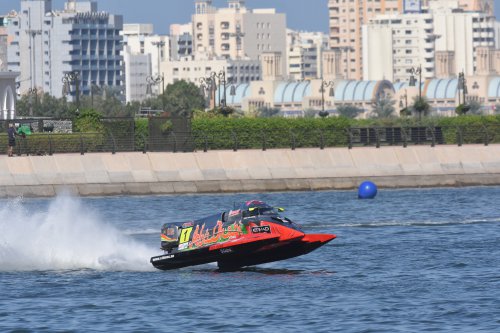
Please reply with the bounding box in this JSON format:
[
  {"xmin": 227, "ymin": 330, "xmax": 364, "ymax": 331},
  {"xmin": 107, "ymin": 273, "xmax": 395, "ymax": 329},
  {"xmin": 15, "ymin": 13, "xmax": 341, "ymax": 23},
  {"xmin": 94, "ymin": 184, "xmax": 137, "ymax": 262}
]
[
  {"xmin": 1, "ymin": 16, "xmax": 19, "ymax": 119},
  {"xmin": 170, "ymin": 23, "xmax": 193, "ymax": 61},
  {"xmin": 327, "ymin": 0, "xmax": 401, "ymax": 81},
  {"xmin": 7, "ymin": 0, "xmax": 124, "ymax": 101},
  {"xmin": 192, "ymin": 0, "xmax": 287, "ymax": 75},
  {"xmin": 286, "ymin": 30, "xmax": 328, "ymax": 81},
  {"xmin": 362, "ymin": 12, "xmax": 436, "ymax": 82},
  {"xmin": 122, "ymin": 24, "xmax": 169, "ymax": 102},
  {"xmin": 362, "ymin": 1, "xmax": 498, "ymax": 83}
]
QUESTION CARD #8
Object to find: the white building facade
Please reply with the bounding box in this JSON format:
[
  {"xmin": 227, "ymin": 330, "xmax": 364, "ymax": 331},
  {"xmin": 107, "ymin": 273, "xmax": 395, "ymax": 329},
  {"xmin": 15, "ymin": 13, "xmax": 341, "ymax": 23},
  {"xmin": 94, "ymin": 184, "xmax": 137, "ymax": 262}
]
[
  {"xmin": 286, "ymin": 30, "xmax": 328, "ymax": 81},
  {"xmin": 1, "ymin": 17, "xmax": 18, "ymax": 119},
  {"xmin": 362, "ymin": 12, "xmax": 436, "ymax": 82},
  {"xmin": 122, "ymin": 24, "xmax": 169, "ymax": 102},
  {"xmin": 163, "ymin": 54, "xmax": 260, "ymax": 86},
  {"xmin": 192, "ymin": 0, "xmax": 287, "ymax": 75},
  {"xmin": 170, "ymin": 23, "xmax": 193, "ymax": 61},
  {"xmin": 431, "ymin": 2, "xmax": 496, "ymax": 76},
  {"xmin": 7, "ymin": 0, "xmax": 124, "ymax": 101},
  {"xmin": 363, "ymin": 1, "xmax": 497, "ymax": 82}
]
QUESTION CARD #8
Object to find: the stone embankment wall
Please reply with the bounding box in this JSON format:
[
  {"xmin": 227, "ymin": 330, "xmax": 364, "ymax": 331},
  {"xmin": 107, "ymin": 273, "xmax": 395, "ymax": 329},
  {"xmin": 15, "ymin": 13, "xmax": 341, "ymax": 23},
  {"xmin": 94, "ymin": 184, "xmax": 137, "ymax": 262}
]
[{"xmin": 1, "ymin": 145, "xmax": 500, "ymax": 197}]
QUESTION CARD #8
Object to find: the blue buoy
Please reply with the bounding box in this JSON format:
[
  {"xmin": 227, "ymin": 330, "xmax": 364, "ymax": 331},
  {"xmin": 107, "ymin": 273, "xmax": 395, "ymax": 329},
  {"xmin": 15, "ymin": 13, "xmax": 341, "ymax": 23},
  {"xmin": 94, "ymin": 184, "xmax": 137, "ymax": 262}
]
[{"xmin": 358, "ymin": 181, "xmax": 378, "ymax": 199}]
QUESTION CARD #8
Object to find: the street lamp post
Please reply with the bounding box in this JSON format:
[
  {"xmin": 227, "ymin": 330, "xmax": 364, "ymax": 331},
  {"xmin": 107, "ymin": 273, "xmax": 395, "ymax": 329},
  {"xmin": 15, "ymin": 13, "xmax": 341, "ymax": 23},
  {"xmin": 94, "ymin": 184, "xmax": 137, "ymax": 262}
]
[
  {"xmin": 28, "ymin": 87, "xmax": 37, "ymax": 117},
  {"xmin": 409, "ymin": 64, "xmax": 423, "ymax": 120},
  {"xmin": 458, "ymin": 71, "xmax": 468, "ymax": 105},
  {"xmin": 146, "ymin": 74, "xmax": 165, "ymax": 110},
  {"xmin": 152, "ymin": 40, "xmax": 166, "ymax": 76},
  {"xmin": 199, "ymin": 76, "xmax": 215, "ymax": 109},
  {"xmin": 62, "ymin": 71, "xmax": 80, "ymax": 110},
  {"xmin": 457, "ymin": 71, "xmax": 469, "ymax": 115},
  {"xmin": 409, "ymin": 64, "xmax": 422, "ymax": 99},
  {"xmin": 399, "ymin": 89, "xmax": 410, "ymax": 117},
  {"xmin": 90, "ymin": 82, "xmax": 102, "ymax": 110},
  {"xmin": 211, "ymin": 70, "xmax": 227, "ymax": 108},
  {"xmin": 320, "ymin": 79, "xmax": 334, "ymax": 117}
]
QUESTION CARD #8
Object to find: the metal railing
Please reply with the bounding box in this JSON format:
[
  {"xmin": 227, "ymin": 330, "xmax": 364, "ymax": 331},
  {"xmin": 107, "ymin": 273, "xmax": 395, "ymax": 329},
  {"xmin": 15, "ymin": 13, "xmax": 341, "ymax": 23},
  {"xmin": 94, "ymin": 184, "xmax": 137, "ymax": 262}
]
[{"xmin": 0, "ymin": 125, "xmax": 498, "ymax": 156}]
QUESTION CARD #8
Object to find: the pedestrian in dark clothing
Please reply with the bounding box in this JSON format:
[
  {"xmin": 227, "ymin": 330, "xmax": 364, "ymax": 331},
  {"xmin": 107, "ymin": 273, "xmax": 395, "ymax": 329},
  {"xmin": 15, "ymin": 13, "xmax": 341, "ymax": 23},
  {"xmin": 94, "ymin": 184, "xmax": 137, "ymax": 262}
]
[{"xmin": 7, "ymin": 123, "xmax": 18, "ymax": 157}]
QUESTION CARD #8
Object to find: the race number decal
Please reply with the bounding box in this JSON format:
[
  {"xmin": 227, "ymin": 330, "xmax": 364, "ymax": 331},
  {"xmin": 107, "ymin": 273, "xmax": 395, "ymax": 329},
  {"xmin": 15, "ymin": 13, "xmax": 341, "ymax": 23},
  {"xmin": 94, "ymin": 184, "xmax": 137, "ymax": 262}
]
[{"xmin": 179, "ymin": 227, "xmax": 193, "ymax": 244}]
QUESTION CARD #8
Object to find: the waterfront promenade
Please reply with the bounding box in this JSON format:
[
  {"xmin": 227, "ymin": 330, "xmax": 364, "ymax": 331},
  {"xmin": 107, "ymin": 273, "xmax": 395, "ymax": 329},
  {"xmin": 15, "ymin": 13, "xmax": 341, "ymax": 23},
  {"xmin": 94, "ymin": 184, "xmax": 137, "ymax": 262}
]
[{"xmin": 1, "ymin": 144, "xmax": 500, "ymax": 197}]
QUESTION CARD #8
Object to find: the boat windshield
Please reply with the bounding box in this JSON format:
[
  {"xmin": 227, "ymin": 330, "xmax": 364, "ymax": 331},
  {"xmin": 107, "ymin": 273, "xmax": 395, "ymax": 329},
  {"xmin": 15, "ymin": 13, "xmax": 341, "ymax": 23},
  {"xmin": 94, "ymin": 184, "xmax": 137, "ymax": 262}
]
[{"xmin": 226, "ymin": 201, "xmax": 283, "ymax": 222}]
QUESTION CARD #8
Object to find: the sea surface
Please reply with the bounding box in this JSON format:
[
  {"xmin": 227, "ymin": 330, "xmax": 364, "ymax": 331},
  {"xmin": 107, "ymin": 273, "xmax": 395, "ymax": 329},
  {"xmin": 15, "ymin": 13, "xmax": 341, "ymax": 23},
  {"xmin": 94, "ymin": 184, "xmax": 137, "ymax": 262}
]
[{"xmin": 1, "ymin": 187, "xmax": 500, "ymax": 332}]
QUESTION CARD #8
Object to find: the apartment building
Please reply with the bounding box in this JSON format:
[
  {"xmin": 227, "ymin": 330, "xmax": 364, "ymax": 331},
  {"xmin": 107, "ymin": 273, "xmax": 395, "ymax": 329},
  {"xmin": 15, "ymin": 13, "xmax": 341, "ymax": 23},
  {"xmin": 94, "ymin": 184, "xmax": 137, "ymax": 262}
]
[
  {"xmin": 362, "ymin": 0, "xmax": 497, "ymax": 83},
  {"xmin": 431, "ymin": 1, "xmax": 496, "ymax": 76},
  {"xmin": 328, "ymin": 0, "xmax": 401, "ymax": 80},
  {"xmin": 7, "ymin": 0, "xmax": 123, "ymax": 101},
  {"xmin": 287, "ymin": 30, "xmax": 328, "ymax": 81},
  {"xmin": 122, "ymin": 24, "xmax": 169, "ymax": 102},
  {"xmin": 1, "ymin": 16, "xmax": 19, "ymax": 119},
  {"xmin": 363, "ymin": 12, "xmax": 436, "ymax": 82},
  {"xmin": 192, "ymin": 0, "xmax": 287, "ymax": 75},
  {"xmin": 170, "ymin": 24, "xmax": 193, "ymax": 61},
  {"xmin": 421, "ymin": 0, "xmax": 495, "ymax": 15}
]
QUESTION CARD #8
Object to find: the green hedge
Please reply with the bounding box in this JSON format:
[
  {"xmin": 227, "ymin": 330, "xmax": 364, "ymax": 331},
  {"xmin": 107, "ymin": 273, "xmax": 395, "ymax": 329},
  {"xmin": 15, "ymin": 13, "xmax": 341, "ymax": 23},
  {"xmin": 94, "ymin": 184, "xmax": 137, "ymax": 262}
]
[
  {"xmin": 3, "ymin": 115, "xmax": 499, "ymax": 154},
  {"xmin": 0, "ymin": 133, "xmax": 105, "ymax": 155},
  {"xmin": 192, "ymin": 117, "xmax": 352, "ymax": 150}
]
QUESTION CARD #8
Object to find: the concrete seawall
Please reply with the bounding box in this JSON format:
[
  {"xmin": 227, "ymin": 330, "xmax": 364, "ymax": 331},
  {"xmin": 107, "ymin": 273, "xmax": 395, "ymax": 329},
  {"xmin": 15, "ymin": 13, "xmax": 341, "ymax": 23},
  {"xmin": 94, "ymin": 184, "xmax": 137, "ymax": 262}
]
[{"xmin": 1, "ymin": 144, "xmax": 500, "ymax": 197}]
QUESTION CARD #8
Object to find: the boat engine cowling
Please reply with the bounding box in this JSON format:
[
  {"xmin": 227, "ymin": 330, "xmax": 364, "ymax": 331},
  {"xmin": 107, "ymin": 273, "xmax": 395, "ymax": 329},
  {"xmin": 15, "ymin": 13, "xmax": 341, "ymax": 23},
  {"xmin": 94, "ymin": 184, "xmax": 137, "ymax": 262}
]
[{"xmin": 161, "ymin": 224, "xmax": 180, "ymax": 252}]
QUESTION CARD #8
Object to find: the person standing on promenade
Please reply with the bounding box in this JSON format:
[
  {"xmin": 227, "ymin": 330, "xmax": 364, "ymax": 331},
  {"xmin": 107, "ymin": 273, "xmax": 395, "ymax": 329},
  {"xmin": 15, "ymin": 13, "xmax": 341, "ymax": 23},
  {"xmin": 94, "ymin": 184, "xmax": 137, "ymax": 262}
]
[{"xmin": 7, "ymin": 123, "xmax": 18, "ymax": 157}]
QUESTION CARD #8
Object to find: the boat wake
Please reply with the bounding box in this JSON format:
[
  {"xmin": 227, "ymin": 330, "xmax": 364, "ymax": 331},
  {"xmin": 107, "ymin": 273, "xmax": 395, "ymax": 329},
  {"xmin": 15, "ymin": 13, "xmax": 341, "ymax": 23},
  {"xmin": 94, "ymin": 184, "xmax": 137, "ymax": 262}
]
[{"xmin": 0, "ymin": 195, "xmax": 157, "ymax": 272}]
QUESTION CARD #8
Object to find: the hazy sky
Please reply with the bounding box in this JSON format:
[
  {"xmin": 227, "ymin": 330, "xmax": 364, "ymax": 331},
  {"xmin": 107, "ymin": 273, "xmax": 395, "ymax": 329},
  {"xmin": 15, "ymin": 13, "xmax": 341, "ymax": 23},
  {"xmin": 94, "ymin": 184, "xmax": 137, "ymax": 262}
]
[
  {"xmin": 1, "ymin": 0, "xmax": 499, "ymax": 34},
  {"xmin": 0, "ymin": 0, "xmax": 330, "ymax": 34}
]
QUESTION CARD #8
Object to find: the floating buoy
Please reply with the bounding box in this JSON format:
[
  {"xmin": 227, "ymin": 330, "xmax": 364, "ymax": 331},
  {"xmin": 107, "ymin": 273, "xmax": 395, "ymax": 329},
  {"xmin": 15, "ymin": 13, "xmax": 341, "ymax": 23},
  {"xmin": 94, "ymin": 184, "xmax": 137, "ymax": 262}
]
[{"xmin": 358, "ymin": 181, "xmax": 378, "ymax": 199}]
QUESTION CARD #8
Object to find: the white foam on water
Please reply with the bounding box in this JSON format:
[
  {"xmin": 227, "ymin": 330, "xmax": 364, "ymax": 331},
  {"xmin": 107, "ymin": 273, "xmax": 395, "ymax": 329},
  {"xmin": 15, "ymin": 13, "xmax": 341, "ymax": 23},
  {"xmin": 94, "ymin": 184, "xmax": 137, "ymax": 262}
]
[{"xmin": 0, "ymin": 194, "xmax": 157, "ymax": 272}]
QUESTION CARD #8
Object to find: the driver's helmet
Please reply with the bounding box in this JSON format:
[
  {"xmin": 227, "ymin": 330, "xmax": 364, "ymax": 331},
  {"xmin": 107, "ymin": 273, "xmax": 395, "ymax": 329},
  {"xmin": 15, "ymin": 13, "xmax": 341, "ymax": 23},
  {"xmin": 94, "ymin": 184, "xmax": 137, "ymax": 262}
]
[{"xmin": 240, "ymin": 200, "xmax": 274, "ymax": 217}]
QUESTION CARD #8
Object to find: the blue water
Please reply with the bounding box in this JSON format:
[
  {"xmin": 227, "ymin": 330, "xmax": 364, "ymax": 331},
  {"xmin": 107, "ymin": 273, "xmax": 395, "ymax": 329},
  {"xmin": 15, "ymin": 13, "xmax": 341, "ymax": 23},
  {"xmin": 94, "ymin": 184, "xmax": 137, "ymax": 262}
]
[{"xmin": 1, "ymin": 187, "xmax": 500, "ymax": 332}]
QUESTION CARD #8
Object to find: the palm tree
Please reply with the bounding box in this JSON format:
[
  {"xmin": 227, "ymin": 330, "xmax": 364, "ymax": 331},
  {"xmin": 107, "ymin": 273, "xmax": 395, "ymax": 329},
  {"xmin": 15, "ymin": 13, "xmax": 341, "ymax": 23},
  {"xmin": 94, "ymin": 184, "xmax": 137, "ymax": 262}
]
[
  {"xmin": 412, "ymin": 96, "xmax": 431, "ymax": 121},
  {"xmin": 336, "ymin": 105, "xmax": 363, "ymax": 119},
  {"xmin": 370, "ymin": 97, "xmax": 396, "ymax": 118},
  {"xmin": 258, "ymin": 107, "xmax": 280, "ymax": 118}
]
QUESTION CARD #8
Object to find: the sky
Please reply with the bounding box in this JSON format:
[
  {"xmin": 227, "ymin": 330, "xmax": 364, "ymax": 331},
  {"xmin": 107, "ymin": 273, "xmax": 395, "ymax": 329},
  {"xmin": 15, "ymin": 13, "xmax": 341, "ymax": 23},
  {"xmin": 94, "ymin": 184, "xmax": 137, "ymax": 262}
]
[
  {"xmin": 1, "ymin": 0, "xmax": 499, "ymax": 34},
  {"xmin": 0, "ymin": 0, "xmax": 331, "ymax": 34}
]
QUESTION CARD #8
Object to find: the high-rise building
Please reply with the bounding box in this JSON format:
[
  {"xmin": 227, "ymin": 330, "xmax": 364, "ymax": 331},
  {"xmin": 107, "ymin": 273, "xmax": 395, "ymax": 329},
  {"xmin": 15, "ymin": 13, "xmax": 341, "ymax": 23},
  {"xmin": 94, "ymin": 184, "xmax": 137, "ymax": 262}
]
[
  {"xmin": 431, "ymin": 1, "xmax": 496, "ymax": 76},
  {"xmin": 423, "ymin": 1, "xmax": 495, "ymax": 16},
  {"xmin": 170, "ymin": 24, "xmax": 193, "ymax": 61},
  {"xmin": 363, "ymin": 12, "xmax": 436, "ymax": 82},
  {"xmin": 122, "ymin": 24, "xmax": 169, "ymax": 102},
  {"xmin": 192, "ymin": 0, "xmax": 287, "ymax": 75},
  {"xmin": 328, "ymin": 0, "xmax": 401, "ymax": 80},
  {"xmin": 0, "ymin": 16, "xmax": 8, "ymax": 71},
  {"xmin": 286, "ymin": 30, "xmax": 328, "ymax": 81},
  {"xmin": 362, "ymin": 1, "xmax": 497, "ymax": 82},
  {"xmin": 1, "ymin": 15, "xmax": 19, "ymax": 120},
  {"xmin": 7, "ymin": 0, "xmax": 124, "ymax": 101}
]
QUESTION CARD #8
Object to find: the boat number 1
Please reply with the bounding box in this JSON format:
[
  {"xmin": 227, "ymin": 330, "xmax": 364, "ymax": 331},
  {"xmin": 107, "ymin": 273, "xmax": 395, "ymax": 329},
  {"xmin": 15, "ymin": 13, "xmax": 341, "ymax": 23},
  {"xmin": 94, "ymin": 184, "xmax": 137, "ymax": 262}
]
[{"xmin": 179, "ymin": 227, "xmax": 193, "ymax": 244}]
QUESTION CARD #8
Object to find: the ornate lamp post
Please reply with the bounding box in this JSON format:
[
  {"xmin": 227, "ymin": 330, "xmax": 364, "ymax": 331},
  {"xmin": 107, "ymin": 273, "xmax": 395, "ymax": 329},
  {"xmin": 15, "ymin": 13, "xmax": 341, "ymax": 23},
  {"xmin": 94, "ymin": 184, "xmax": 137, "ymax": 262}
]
[
  {"xmin": 457, "ymin": 71, "xmax": 470, "ymax": 115},
  {"xmin": 28, "ymin": 87, "xmax": 37, "ymax": 117},
  {"xmin": 399, "ymin": 89, "xmax": 410, "ymax": 117},
  {"xmin": 409, "ymin": 64, "xmax": 422, "ymax": 99},
  {"xmin": 320, "ymin": 79, "xmax": 334, "ymax": 117},
  {"xmin": 409, "ymin": 64, "xmax": 423, "ymax": 120},
  {"xmin": 210, "ymin": 70, "xmax": 235, "ymax": 109},
  {"xmin": 211, "ymin": 70, "xmax": 226, "ymax": 108},
  {"xmin": 199, "ymin": 76, "xmax": 215, "ymax": 109},
  {"xmin": 62, "ymin": 71, "xmax": 80, "ymax": 110},
  {"xmin": 146, "ymin": 74, "xmax": 165, "ymax": 110},
  {"xmin": 458, "ymin": 71, "xmax": 468, "ymax": 105},
  {"xmin": 90, "ymin": 82, "xmax": 102, "ymax": 110}
]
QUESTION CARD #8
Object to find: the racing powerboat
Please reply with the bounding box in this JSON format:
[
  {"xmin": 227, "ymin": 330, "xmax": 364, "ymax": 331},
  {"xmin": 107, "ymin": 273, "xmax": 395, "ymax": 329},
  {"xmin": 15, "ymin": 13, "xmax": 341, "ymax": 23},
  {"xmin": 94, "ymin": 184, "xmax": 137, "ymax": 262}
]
[{"xmin": 150, "ymin": 200, "xmax": 336, "ymax": 271}]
